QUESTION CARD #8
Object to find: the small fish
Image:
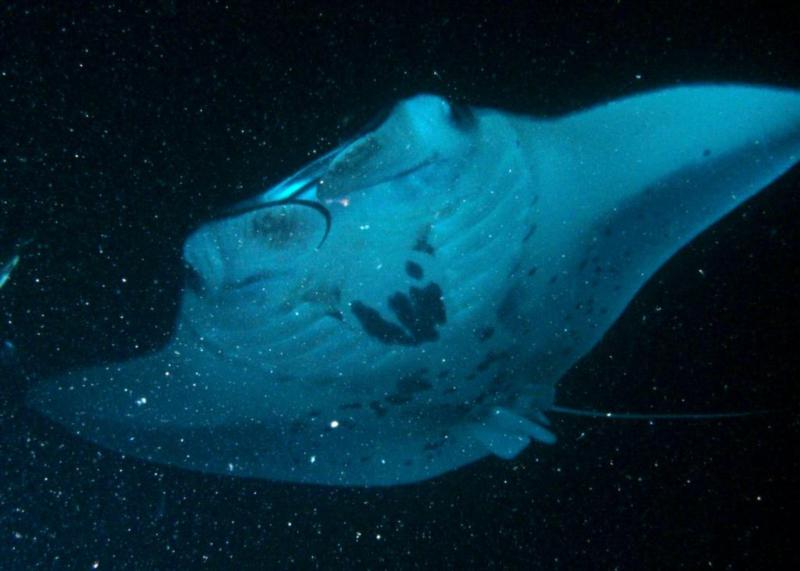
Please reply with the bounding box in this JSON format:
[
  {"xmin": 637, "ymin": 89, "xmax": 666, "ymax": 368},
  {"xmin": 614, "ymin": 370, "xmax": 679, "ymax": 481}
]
[
  {"xmin": 0, "ymin": 238, "xmax": 33, "ymax": 290},
  {"xmin": 0, "ymin": 253, "xmax": 20, "ymax": 289}
]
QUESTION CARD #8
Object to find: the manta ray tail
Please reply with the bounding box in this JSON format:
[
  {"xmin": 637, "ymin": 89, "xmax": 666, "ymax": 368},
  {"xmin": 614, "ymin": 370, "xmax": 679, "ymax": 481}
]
[{"xmin": 548, "ymin": 405, "xmax": 768, "ymax": 420}]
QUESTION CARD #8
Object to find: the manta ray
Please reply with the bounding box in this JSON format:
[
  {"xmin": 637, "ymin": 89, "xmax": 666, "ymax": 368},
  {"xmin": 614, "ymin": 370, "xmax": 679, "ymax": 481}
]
[{"xmin": 28, "ymin": 84, "xmax": 800, "ymax": 486}]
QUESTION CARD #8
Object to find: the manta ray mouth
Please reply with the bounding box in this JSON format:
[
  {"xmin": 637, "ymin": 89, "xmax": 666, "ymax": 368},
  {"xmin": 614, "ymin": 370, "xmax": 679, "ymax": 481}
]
[{"xmin": 214, "ymin": 198, "xmax": 332, "ymax": 249}]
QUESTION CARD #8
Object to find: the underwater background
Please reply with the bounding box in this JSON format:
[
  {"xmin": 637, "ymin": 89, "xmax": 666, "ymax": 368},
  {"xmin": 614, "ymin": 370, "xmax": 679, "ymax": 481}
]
[{"xmin": 1, "ymin": 1, "xmax": 798, "ymax": 569}]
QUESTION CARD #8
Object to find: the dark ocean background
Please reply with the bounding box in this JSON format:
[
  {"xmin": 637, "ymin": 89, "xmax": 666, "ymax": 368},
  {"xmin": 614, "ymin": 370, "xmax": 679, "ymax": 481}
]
[{"xmin": 1, "ymin": 2, "xmax": 798, "ymax": 569}]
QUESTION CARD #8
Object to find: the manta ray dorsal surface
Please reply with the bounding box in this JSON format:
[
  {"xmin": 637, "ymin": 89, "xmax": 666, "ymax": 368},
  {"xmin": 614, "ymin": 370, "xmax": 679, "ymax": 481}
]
[{"xmin": 28, "ymin": 85, "xmax": 800, "ymax": 486}]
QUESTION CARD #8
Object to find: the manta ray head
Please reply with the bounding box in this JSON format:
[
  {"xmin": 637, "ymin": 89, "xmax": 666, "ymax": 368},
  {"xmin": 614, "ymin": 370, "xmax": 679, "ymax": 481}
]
[{"xmin": 179, "ymin": 95, "xmax": 532, "ymax": 385}]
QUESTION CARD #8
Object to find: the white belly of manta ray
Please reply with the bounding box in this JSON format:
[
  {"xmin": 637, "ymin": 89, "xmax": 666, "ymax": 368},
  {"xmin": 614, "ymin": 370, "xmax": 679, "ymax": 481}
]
[{"xmin": 28, "ymin": 84, "xmax": 800, "ymax": 486}]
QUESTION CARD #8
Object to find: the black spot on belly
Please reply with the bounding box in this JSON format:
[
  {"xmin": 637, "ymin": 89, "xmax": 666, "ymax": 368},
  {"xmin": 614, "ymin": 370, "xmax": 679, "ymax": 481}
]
[
  {"xmin": 405, "ymin": 261, "xmax": 424, "ymax": 280},
  {"xmin": 496, "ymin": 287, "xmax": 520, "ymax": 321},
  {"xmin": 423, "ymin": 437, "xmax": 447, "ymax": 451},
  {"xmin": 339, "ymin": 402, "xmax": 363, "ymax": 410},
  {"xmin": 396, "ymin": 369, "xmax": 433, "ymax": 394},
  {"xmin": 386, "ymin": 369, "xmax": 433, "ymax": 406},
  {"xmin": 369, "ymin": 400, "xmax": 388, "ymax": 417},
  {"xmin": 413, "ymin": 227, "xmax": 435, "ymax": 256},
  {"xmin": 703, "ymin": 148, "xmax": 711, "ymax": 157},
  {"xmin": 352, "ymin": 283, "xmax": 446, "ymax": 346},
  {"xmin": 386, "ymin": 393, "xmax": 413, "ymax": 405},
  {"xmin": 476, "ymin": 350, "xmax": 510, "ymax": 372},
  {"xmin": 476, "ymin": 326, "xmax": 495, "ymax": 341},
  {"xmin": 351, "ymin": 302, "xmax": 414, "ymax": 345}
]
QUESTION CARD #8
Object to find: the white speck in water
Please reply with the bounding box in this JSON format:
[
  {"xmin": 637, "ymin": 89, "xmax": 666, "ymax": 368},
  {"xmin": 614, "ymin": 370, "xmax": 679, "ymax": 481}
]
[{"xmin": 330, "ymin": 420, "xmax": 339, "ymax": 429}]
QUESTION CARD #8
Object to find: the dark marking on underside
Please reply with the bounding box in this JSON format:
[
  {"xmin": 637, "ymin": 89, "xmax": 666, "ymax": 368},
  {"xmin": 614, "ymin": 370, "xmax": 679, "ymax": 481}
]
[
  {"xmin": 351, "ymin": 302, "xmax": 411, "ymax": 345},
  {"xmin": 476, "ymin": 326, "xmax": 495, "ymax": 341},
  {"xmin": 369, "ymin": 400, "xmax": 388, "ymax": 417},
  {"xmin": 405, "ymin": 260, "xmax": 424, "ymax": 280},
  {"xmin": 339, "ymin": 402, "xmax": 363, "ymax": 410},
  {"xmin": 496, "ymin": 287, "xmax": 521, "ymax": 322},
  {"xmin": 413, "ymin": 226, "xmax": 435, "ymax": 256},
  {"xmin": 386, "ymin": 369, "xmax": 433, "ymax": 406},
  {"xmin": 352, "ymin": 283, "xmax": 446, "ymax": 346},
  {"xmin": 396, "ymin": 369, "xmax": 433, "ymax": 394},
  {"xmin": 476, "ymin": 350, "xmax": 510, "ymax": 372},
  {"xmin": 424, "ymin": 437, "xmax": 447, "ymax": 451},
  {"xmin": 386, "ymin": 393, "xmax": 413, "ymax": 405}
]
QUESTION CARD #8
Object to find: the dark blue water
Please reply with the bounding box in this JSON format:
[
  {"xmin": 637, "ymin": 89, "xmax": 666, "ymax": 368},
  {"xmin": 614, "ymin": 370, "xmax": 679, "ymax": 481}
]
[{"xmin": 1, "ymin": 2, "xmax": 798, "ymax": 568}]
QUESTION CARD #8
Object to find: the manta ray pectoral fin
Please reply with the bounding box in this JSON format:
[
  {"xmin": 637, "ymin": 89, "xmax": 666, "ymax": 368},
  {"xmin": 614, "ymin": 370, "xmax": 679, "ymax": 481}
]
[
  {"xmin": 539, "ymin": 86, "xmax": 800, "ymax": 245},
  {"xmin": 468, "ymin": 407, "xmax": 557, "ymax": 460},
  {"xmin": 540, "ymin": 85, "xmax": 800, "ymax": 211},
  {"xmin": 516, "ymin": 85, "xmax": 800, "ymax": 357}
]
